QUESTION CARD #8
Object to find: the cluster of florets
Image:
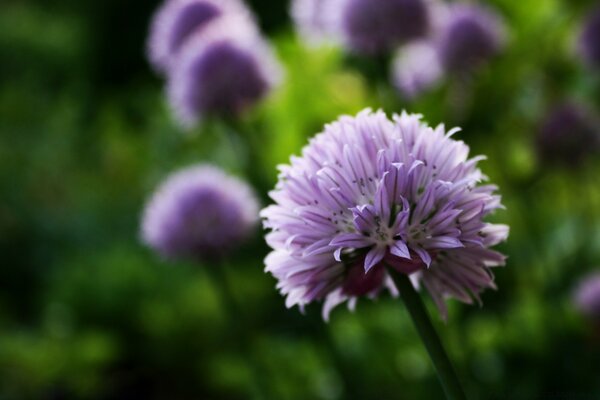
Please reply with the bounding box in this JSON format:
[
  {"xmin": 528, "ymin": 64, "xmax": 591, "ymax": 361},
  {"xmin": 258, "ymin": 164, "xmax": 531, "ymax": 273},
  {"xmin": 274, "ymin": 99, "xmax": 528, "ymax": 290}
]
[
  {"xmin": 392, "ymin": 3, "xmax": 505, "ymax": 98},
  {"xmin": 261, "ymin": 109, "xmax": 508, "ymax": 319},
  {"xmin": 148, "ymin": 0, "xmax": 282, "ymax": 126},
  {"xmin": 391, "ymin": 41, "xmax": 443, "ymax": 100},
  {"xmin": 291, "ymin": 0, "xmax": 429, "ymax": 54},
  {"xmin": 290, "ymin": 0, "xmax": 505, "ymax": 99},
  {"xmin": 579, "ymin": 6, "xmax": 600, "ymax": 69},
  {"xmin": 536, "ymin": 103, "xmax": 600, "ymax": 167},
  {"xmin": 140, "ymin": 2, "xmax": 514, "ymax": 324},
  {"xmin": 142, "ymin": 165, "xmax": 259, "ymax": 261}
]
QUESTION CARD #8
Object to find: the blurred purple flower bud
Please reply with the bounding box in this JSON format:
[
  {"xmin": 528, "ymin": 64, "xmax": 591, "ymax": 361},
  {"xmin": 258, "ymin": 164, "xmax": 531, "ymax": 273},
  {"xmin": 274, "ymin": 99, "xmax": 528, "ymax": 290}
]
[
  {"xmin": 579, "ymin": 6, "xmax": 600, "ymax": 69},
  {"xmin": 574, "ymin": 272, "xmax": 600, "ymax": 321},
  {"xmin": 339, "ymin": 0, "xmax": 430, "ymax": 55},
  {"xmin": 536, "ymin": 103, "xmax": 600, "ymax": 166},
  {"xmin": 142, "ymin": 164, "xmax": 259, "ymax": 261},
  {"xmin": 437, "ymin": 4, "xmax": 505, "ymax": 73},
  {"xmin": 290, "ymin": 0, "xmax": 344, "ymax": 47},
  {"xmin": 261, "ymin": 109, "xmax": 508, "ymax": 320},
  {"xmin": 391, "ymin": 40, "xmax": 443, "ymax": 99},
  {"xmin": 147, "ymin": 0, "xmax": 251, "ymax": 74},
  {"xmin": 167, "ymin": 16, "xmax": 283, "ymax": 127}
]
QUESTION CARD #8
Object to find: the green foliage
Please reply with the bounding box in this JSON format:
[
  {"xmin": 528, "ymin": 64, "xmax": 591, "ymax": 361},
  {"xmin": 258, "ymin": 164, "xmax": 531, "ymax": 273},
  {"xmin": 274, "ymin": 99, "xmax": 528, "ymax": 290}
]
[{"xmin": 1, "ymin": 0, "xmax": 600, "ymax": 398}]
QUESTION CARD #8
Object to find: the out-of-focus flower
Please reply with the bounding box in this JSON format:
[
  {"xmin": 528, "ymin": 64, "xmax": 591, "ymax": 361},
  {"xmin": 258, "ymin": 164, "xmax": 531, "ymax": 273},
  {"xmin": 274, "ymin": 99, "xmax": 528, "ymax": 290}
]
[
  {"xmin": 579, "ymin": 6, "xmax": 600, "ymax": 69},
  {"xmin": 167, "ymin": 16, "xmax": 283, "ymax": 127},
  {"xmin": 391, "ymin": 40, "xmax": 443, "ymax": 99},
  {"xmin": 574, "ymin": 272, "xmax": 600, "ymax": 321},
  {"xmin": 147, "ymin": 0, "xmax": 251, "ymax": 74},
  {"xmin": 339, "ymin": 0, "xmax": 430, "ymax": 55},
  {"xmin": 142, "ymin": 164, "xmax": 259, "ymax": 261},
  {"xmin": 436, "ymin": 4, "xmax": 505, "ymax": 74},
  {"xmin": 290, "ymin": 0, "xmax": 344, "ymax": 47},
  {"xmin": 261, "ymin": 109, "xmax": 508, "ymax": 320},
  {"xmin": 536, "ymin": 103, "xmax": 600, "ymax": 166}
]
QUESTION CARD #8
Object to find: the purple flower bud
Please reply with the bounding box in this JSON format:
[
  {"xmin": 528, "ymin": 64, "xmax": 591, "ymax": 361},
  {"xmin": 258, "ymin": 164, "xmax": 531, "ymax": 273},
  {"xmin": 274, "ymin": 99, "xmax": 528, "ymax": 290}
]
[
  {"xmin": 167, "ymin": 16, "xmax": 283, "ymax": 127},
  {"xmin": 141, "ymin": 165, "xmax": 259, "ymax": 261},
  {"xmin": 147, "ymin": 0, "xmax": 251, "ymax": 74},
  {"xmin": 579, "ymin": 6, "xmax": 600, "ymax": 69},
  {"xmin": 391, "ymin": 40, "xmax": 443, "ymax": 99},
  {"xmin": 339, "ymin": 0, "xmax": 430, "ymax": 55},
  {"xmin": 437, "ymin": 4, "xmax": 505, "ymax": 73},
  {"xmin": 574, "ymin": 272, "xmax": 600, "ymax": 321},
  {"xmin": 261, "ymin": 109, "xmax": 508, "ymax": 320},
  {"xmin": 536, "ymin": 103, "xmax": 600, "ymax": 166},
  {"xmin": 290, "ymin": 0, "xmax": 344, "ymax": 47}
]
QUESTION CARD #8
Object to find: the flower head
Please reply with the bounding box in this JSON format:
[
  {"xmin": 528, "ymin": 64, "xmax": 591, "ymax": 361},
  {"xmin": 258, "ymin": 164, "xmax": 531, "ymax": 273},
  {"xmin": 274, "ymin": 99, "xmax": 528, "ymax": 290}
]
[
  {"xmin": 167, "ymin": 16, "xmax": 283, "ymax": 127},
  {"xmin": 147, "ymin": 0, "xmax": 251, "ymax": 74},
  {"xmin": 579, "ymin": 6, "xmax": 600, "ymax": 69},
  {"xmin": 261, "ymin": 109, "xmax": 508, "ymax": 320},
  {"xmin": 536, "ymin": 103, "xmax": 600, "ymax": 166},
  {"xmin": 142, "ymin": 164, "xmax": 259, "ymax": 261},
  {"xmin": 290, "ymin": 0, "xmax": 344, "ymax": 47},
  {"xmin": 437, "ymin": 4, "xmax": 505, "ymax": 73},
  {"xmin": 339, "ymin": 0, "xmax": 430, "ymax": 55},
  {"xmin": 574, "ymin": 272, "xmax": 600, "ymax": 321},
  {"xmin": 391, "ymin": 40, "xmax": 443, "ymax": 99}
]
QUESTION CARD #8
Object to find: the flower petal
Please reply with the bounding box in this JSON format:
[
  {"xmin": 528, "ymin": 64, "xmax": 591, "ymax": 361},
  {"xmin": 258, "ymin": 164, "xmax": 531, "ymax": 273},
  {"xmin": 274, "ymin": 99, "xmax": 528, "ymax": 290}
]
[
  {"xmin": 390, "ymin": 240, "xmax": 411, "ymax": 259},
  {"xmin": 364, "ymin": 246, "xmax": 386, "ymax": 272}
]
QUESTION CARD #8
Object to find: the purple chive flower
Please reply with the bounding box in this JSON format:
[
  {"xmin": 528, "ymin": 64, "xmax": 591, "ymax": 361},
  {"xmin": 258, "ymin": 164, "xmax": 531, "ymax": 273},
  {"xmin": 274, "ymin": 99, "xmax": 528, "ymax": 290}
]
[
  {"xmin": 339, "ymin": 0, "xmax": 430, "ymax": 55},
  {"xmin": 437, "ymin": 4, "xmax": 505, "ymax": 73},
  {"xmin": 536, "ymin": 103, "xmax": 600, "ymax": 166},
  {"xmin": 579, "ymin": 6, "xmax": 600, "ymax": 69},
  {"xmin": 142, "ymin": 164, "xmax": 259, "ymax": 261},
  {"xmin": 290, "ymin": 0, "xmax": 344, "ymax": 47},
  {"xmin": 574, "ymin": 272, "xmax": 600, "ymax": 321},
  {"xmin": 261, "ymin": 109, "xmax": 508, "ymax": 320},
  {"xmin": 147, "ymin": 0, "xmax": 251, "ymax": 74},
  {"xmin": 391, "ymin": 40, "xmax": 443, "ymax": 99},
  {"xmin": 167, "ymin": 16, "xmax": 283, "ymax": 127}
]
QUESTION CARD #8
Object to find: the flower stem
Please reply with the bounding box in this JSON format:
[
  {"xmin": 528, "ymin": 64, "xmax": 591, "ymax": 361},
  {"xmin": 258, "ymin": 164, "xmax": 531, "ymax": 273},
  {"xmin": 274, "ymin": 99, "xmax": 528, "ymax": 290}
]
[
  {"xmin": 387, "ymin": 267, "xmax": 467, "ymax": 400},
  {"xmin": 220, "ymin": 118, "xmax": 269, "ymax": 191},
  {"xmin": 205, "ymin": 261, "xmax": 270, "ymax": 400}
]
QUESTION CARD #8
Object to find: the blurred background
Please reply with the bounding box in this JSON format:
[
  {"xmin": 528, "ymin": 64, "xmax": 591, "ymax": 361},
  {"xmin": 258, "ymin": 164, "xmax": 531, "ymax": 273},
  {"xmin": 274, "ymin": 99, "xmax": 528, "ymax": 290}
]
[{"xmin": 1, "ymin": 0, "xmax": 600, "ymax": 399}]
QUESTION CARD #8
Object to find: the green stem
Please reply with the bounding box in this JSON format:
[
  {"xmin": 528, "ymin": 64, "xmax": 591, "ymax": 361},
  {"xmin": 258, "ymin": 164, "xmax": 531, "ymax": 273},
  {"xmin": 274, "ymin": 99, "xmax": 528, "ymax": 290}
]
[
  {"xmin": 387, "ymin": 267, "xmax": 467, "ymax": 400},
  {"xmin": 219, "ymin": 118, "xmax": 270, "ymax": 193},
  {"xmin": 205, "ymin": 261, "xmax": 269, "ymax": 400}
]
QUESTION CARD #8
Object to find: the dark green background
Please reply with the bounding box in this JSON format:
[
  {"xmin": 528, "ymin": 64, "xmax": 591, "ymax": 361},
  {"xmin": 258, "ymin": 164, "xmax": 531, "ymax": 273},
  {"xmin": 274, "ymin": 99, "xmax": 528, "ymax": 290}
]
[{"xmin": 1, "ymin": 0, "xmax": 600, "ymax": 398}]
